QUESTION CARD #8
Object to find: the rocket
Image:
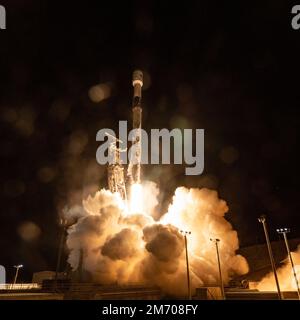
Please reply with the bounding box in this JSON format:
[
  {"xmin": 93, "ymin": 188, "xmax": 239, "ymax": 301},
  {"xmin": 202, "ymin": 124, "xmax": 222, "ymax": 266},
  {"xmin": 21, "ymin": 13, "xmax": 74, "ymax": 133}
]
[{"xmin": 128, "ymin": 70, "xmax": 143, "ymax": 184}]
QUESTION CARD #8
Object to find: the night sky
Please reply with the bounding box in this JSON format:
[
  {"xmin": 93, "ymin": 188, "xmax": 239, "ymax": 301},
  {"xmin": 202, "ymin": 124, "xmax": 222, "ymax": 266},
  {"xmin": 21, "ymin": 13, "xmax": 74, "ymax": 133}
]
[{"xmin": 0, "ymin": 1, "xmax": 299, "ymax": 281}]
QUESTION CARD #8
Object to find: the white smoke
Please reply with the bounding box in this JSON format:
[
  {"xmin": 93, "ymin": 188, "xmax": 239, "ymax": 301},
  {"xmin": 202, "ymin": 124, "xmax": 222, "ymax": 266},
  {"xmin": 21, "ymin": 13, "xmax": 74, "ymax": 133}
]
[{"xmin": 64, "ymin": 183, "xmax": 248, "ymax": 296}]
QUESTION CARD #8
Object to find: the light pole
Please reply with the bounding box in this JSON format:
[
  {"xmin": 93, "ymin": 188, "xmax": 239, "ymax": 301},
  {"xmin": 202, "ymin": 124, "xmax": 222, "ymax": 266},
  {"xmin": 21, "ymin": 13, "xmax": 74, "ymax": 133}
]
[
  {"xmin": 258, "ymin": 215, "xmax": 282, "ymax": 299},
  {"xmin": 12, "ymin": 264, "xmax": 23, "ymax": 287},
  {"xmin": 180, "ymin": 230, "xmax": 191, "ymax": 300},
  {"xmin": 210, "ymin": 238, "xmax": 225, "ymax": 300},
  {"xmin": 276, "ymin": 228, "xmax": 300, "ymax": 300},
  {"xmin": 55, "ymin": 218, "xmax": 68, "ymax": 287}
]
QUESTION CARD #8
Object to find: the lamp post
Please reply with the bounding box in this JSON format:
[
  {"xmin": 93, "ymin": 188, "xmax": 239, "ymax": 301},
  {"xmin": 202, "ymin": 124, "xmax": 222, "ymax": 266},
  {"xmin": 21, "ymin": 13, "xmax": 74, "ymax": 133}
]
[
  {"xmin": 258, "ymin": 215, "xmax": 282, "ymax": 299},
  {"xmin": 180, "ymin": 230, "xmax": 191, "ymax": 300},
  {"xmin": 55, "ymin": 218, "xmax": 68, "ymax": 286},
  {"xmin": 210, "ymin": 238, "xmax": 225, "ymax": 300},
  {"xmin": 276, "ymin": 228, "xmax": 300, "ymax": 300},
  {"xmin": 12, "ymin": 264, "xmax": 23, "ymax": 287}
]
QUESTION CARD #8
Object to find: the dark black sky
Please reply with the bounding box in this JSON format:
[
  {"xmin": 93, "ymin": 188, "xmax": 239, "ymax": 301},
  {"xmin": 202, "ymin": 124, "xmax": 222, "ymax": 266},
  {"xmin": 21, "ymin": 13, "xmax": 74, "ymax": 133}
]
[{"xmin": 0, "ymin": 0, "xmax": 299, "ymax": 281}]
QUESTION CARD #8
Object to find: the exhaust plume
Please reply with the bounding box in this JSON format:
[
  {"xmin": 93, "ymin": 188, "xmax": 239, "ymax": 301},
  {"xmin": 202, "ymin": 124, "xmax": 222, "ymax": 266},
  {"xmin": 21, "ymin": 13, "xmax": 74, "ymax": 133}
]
[
  {"xmin": 256, "ymin": 245, "xmax": 300, "ymax": 292},
  {"xmin": 63, "ymin": 183, "xmax": 248, "ymax": 296}
]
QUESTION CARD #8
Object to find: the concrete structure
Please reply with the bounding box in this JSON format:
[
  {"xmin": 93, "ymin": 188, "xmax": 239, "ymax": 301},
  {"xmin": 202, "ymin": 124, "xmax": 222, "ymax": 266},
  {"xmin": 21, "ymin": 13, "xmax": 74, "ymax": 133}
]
[
  {"xmin": 32, "ymin": 271, "xmax": 64, "ymax": 284},
  {"xmin": 0, "ymin": 283, "xmax": 161, "ymax": 300},
  {"xmin": 0, "ymin": 265, "xmax": 5, "ymax": 284}
]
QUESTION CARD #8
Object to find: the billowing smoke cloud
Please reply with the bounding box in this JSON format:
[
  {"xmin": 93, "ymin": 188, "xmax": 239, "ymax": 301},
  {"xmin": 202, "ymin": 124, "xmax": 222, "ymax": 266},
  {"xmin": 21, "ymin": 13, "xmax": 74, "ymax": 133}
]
[
  {"xmin": 256, "ymin": 245, "xmax": 300, "ymax": 292},
  {"xmin": 63, "ymin": 183, "xmax": 248, "ymax": 296},
  {"xmin": 161, "ymin": 187, "xmax": 249, "ymax": 286},
  {"xmin": 102, "ymin": 228, "xmax": 140, "ymax": 260}
]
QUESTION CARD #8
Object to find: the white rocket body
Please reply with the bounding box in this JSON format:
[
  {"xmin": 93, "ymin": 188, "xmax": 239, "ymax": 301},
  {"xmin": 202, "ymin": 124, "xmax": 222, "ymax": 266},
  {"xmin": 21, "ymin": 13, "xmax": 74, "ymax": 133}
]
[{"xmin": 128, "ymin": 70, "xmax": 143, "ymax": 184}]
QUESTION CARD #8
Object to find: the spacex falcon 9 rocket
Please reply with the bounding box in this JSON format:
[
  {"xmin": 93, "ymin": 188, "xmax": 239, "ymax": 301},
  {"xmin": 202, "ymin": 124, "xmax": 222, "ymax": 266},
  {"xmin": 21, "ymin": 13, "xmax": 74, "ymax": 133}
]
[
  {"xmin": 107, "ymin": 70, "xmax": 143, "ymax": 199},
  {"xmin": 127, "ymin": 70, "xmax": 143, "ymax": 184}
]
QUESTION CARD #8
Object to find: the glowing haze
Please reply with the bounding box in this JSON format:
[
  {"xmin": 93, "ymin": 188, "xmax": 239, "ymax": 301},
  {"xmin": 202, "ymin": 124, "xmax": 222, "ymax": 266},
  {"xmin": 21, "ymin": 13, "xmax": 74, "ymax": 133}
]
[
  {"xmin": 64, "ymin": 182, "xmax": 249, "ymax": 296},
  {"xmin": 256, "ymin": 246, "xmax": 300, "ymax": 292}
]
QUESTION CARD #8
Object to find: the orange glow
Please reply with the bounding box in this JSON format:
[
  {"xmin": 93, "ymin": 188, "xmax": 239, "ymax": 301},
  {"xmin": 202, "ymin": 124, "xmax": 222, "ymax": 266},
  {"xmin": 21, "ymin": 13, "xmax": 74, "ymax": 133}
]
[{"xmin": 129, "ymin": 183, "xmax": 143, "ymax": 213}]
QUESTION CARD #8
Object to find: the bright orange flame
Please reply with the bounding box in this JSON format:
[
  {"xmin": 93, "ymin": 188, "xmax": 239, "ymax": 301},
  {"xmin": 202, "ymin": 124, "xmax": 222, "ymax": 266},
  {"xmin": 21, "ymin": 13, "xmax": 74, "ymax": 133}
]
[{"xmin": 129, "ymin": 183, "xmax": 143, "ymax": 213}]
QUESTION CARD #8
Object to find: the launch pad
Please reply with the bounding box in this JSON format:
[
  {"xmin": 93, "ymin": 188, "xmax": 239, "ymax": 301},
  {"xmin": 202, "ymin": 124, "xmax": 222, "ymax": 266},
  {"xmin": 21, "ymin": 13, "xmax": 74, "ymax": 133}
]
[{"xmin": 1, "ymin": 71, "xmax": 297, "ymax": 301}]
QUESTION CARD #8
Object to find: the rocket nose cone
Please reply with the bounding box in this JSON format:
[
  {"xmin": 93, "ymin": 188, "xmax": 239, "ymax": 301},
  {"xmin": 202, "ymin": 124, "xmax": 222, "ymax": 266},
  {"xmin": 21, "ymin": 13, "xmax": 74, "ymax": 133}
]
[{"xmin": 132, "ymin": 70, "xmax": 143, "ymax": 84}]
